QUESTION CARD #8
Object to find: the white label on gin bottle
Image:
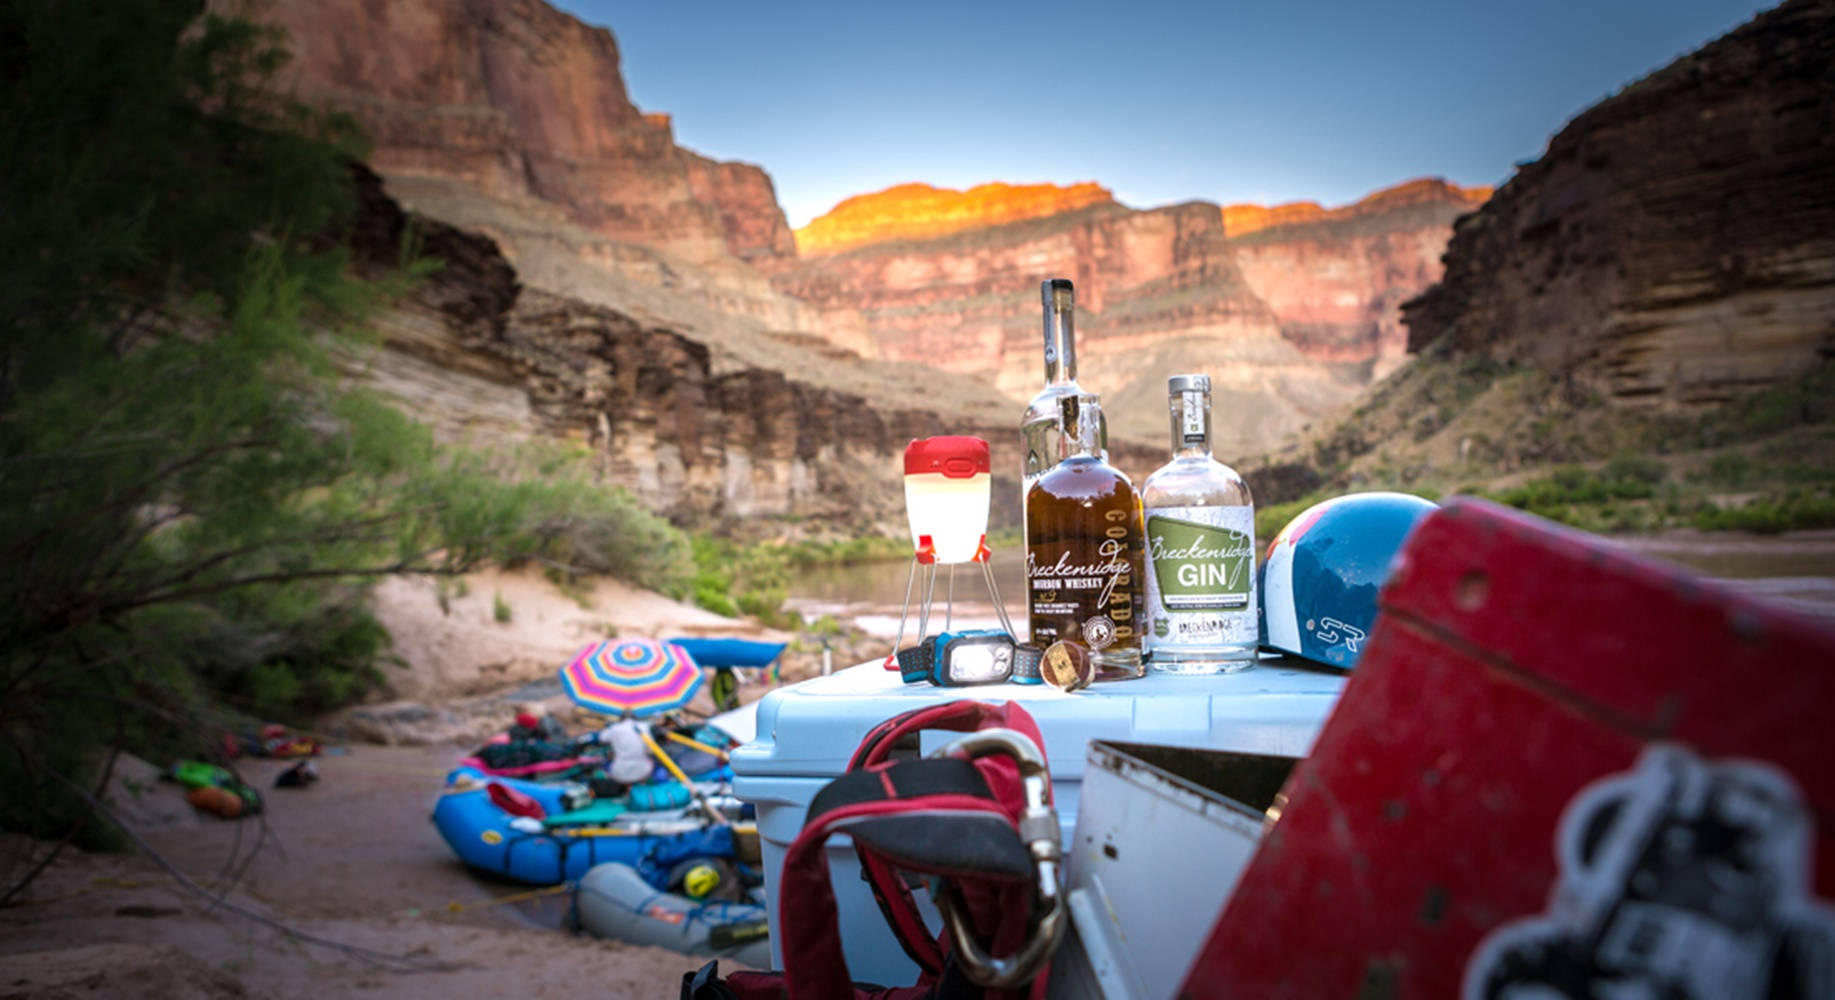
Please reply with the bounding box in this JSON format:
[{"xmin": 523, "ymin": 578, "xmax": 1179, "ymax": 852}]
[
  {"xmin": 1181, "ymin": 395, "xmax": 1205, "ymax": 445},
  {"xmin": 1143, "ymin": 504, "xmax": 1257, "ymax": 649}
]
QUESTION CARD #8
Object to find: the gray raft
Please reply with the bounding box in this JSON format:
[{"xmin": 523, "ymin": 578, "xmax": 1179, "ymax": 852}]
[{"xmin": 575, "ymin": 861, "xmax": 771, "ymax": 967}]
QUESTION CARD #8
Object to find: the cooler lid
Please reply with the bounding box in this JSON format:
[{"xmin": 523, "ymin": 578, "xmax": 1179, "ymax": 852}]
[
  {"xmin": 904, "ymin": 436, "xmax": 990, "ymax": 478},
  {"xmin": 731, "ymin": 661, "xmax": 1345, "ymax": 781}
]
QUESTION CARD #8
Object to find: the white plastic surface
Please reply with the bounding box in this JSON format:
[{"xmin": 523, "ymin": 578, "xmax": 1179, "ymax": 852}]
[
  {"xmin": 903, "ymin": 471, "xmax": 990, "ymax": 564},
  {"xmin": 731, "ymin": 658, "xmax": 1344, "ymax": 985},
  {"xmin": 1049, "ymin": 741, "xmax": 1278, "ymax": 1000}
]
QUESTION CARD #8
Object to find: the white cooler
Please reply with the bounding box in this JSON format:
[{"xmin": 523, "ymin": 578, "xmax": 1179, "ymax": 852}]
[{"xmin": 731, "ymin": 658, "xmax": 1346, "ymax": 985}]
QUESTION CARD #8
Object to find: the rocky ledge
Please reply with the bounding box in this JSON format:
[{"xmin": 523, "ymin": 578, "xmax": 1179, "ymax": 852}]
[{"xmin": 1403, "ymin": 0, "xmax": 1835, "ymax": 406}]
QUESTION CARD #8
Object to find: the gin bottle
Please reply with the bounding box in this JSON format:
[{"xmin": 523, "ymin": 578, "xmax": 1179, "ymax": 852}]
[
  {"xmin": 1020, "ymin": 279, "xmax": 1105, "ymax": 509},
  {"xmin": 1026, "ymin": 392, "xmax": 1144, "ymax": 678},
  {"xmin": 1141, "ymin": 374, "xmax": 1257, "ymax": 673}
]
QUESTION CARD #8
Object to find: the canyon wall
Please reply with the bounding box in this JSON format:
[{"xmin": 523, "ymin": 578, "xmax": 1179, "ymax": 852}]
[
  {"xmin": 349, "ymin": 167, "xmax": 1158, "ymax": 531},
  {"xmin": 795, "ymin": 182, "xmax": 1117, "ymax": 256},
  {"xmin": 775, "ymin": 179, "xmax": 1485, "ymax": 457},
  {"xmin": 250, "ymin": 0, "xmax": 803, "ymax": 322},
  {"xmin": 254, "ymin": 0, "xmax": 1487, "ymax": 508},
  {"xmin": 1403, "ymin": 0, "xmax": 1835, "ymax": 405},
  {"xmin": 1227, "ymin": 179, "xmax": 1491, "ymax": 379}
]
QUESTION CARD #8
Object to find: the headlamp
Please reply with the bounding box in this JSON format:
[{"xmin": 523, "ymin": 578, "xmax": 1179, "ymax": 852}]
[{"xmin": 896, "ymin": 629, "xmax": 1044, "ymax": 687}]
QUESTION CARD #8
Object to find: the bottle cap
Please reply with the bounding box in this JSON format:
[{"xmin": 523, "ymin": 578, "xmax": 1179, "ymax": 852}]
[
  {"xmin": 1168, "ymin": 373, "xmax": 1210, "ymax": 394},
  {"xmin": 1041, "ymin": 640, "xmax": 1095, "ymax": 692}
]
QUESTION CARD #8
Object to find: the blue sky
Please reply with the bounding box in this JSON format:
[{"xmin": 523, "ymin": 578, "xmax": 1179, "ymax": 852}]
[{"xmin": 553, "ymin": 0, "xmax": 1773, "ymax": 228}]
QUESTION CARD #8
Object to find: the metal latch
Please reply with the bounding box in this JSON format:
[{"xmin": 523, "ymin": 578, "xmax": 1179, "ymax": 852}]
[{"xmin": 928, "ymin": 728, "xmax": 1067, "ymax": 990}]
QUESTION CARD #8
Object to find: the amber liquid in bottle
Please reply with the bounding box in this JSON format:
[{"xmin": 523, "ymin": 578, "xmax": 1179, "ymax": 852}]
[{"xmin": 1026, "ymin": 393, "xmax": 1145, "ymax": 678}]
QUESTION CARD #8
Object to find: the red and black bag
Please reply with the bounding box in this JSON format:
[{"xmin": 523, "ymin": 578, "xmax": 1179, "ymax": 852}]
[{"xmin": 686, "ymin": 700, "xmax": 1065, "ymax": 1000}]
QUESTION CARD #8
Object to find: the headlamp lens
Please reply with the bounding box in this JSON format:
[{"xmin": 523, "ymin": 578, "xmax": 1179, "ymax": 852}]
[{"xmin": 943, "ymin": 641, "xmax": 1012, "ymax": 684}]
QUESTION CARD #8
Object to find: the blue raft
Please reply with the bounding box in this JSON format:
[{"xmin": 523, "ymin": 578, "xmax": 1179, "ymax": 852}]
[
  {"xmin": 432, "ymin": 768, "xmax": 736, "ymax": 885},
  {"xmin": 668, "ymin": 637, "xmax": 786, "ymax": 669}
]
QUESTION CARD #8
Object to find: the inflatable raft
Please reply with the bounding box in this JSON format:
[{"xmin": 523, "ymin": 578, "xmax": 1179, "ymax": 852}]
[
  {"xmin": 431, "ymin": 768, "xmax": 744, "ymax": 885},
  {"xmin": 668, "ymin": 637, "xmax": 786, "ymax": 669},
  {"xmin": 576, "ymin": 861, "xmax": 770, "ymax": 967}
]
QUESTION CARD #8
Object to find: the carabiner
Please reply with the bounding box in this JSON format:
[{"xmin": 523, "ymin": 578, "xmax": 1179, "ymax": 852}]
[{"xmin": 927, "ymin": 728, "xmax": 1067, "ymax": 990}]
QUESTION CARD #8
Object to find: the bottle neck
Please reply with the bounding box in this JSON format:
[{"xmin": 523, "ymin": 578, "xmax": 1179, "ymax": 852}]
[
  {"xmin": 1066, "ymin": 396, "xmax": 1103, "ymax": 460},
  {"xmin": 1043, "ymin": 290, "xmax": 1077, "ymax": 385},
  {"xmin": 1169, "ymin": 389, "xmax": 1212, "ymax": 459}
]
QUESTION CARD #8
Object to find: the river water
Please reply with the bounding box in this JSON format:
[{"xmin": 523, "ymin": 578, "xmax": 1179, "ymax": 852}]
[{"xmin": 785, "ymin": 530, "xmax": 1835, "ymax": 637}]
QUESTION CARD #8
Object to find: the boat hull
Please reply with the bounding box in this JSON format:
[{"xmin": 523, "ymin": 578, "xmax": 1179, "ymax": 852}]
[
  {"xmin": 432, "ymin": 770, "xmax": 731, "ymax": 885},
  {"xmin": 576, "ymin": 861, "xmax": 771, "ymax": 967}
]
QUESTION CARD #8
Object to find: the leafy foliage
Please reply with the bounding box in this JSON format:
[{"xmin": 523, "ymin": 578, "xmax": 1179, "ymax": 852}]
[{"xmin": 0, "ymin": 0, "xmax": 693, "ymax": 890}]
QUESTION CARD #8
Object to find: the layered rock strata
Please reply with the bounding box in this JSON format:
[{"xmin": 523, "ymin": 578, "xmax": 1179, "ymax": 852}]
[
  {"xmin": 795, "ymin": 181, "xmax": 1116, "ymax": 256},
  {"xmin": 1403, "ymin": 0, "xmax": 1835, "ymax": 405},
  {"xmin": 775, "ymin": 179, "xmax": 1486, "ymax": 457},
  {"xmin": 1227, "ymin": 179, "xmax": 1491, "ymax": 378},
  {"xmin": 348, "ymin": 167, "xmax": 1153, "ymax": 529},
  {"xmin": 251, "ymin": 0, "xmax": 805, "ymax": 326}
]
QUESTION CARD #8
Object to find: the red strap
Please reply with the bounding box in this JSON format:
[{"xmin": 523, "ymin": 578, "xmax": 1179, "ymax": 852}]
[
  {"xmin": 849, "ymin": 701, "xmax": 1047, "ymax": 798},
  {"xmin": 860, "ymin": 849, "xmax": 946, "ymax": 974},
  {"xmin": 486, "ymin": 781, "xmax": 545, "ymax": 820},
  {"xmin": 781, "ymin": 793, "xmax": 1010, "ymax": 998},
  {"xmin": 776, "ymin": 702, "xmax": 1051, "ymax": 999}
]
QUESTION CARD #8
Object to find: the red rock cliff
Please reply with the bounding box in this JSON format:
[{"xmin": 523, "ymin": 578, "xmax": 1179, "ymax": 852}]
[
  {"xmin": 775, "ymin": 179, "xmax": 1485, "ymax": 456},
  {"xmin": 795, "ymin": 182, "xmax": 1117, "ymax": 256},
  {"xmin": 1227, "ymin": 179, "xmax": 1492, "ymax": 376},
  {"xmin": 256, "ymin": 0, "xmax": 793, "ymax": 270},
  {"xmin": 1403, "ymin": 0, "xmax": 1835, "ymax": 405}
]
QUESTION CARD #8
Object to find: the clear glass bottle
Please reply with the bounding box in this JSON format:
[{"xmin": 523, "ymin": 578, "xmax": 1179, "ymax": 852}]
[
  {"xmin": 1141, "ymin": 374, "xmax": 1257, "ymax": 673},
  {"xmin": 1021, "ymin": 279, "xmax": 1106, "ymax": 512},
  {"xmin": 1026, "ymin": 392, "xmax": 1144, "ymax": 678}
]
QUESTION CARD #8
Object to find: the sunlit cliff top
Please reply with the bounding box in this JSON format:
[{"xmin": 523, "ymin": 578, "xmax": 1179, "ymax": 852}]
[
  {"xmin": 795, "ymin": 181, "xmax": 1115, "ymax": 255},
  {"xmin": 1223, "ymin": 177, "xmax": 1492, "ymax": 238}
]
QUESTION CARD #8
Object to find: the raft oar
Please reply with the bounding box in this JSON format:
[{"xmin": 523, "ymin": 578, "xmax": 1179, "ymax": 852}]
[
  {"xmin": 663, "ymin": 729, "xmax": 730, "ymax": 762},
  {"xmin": 641, "ymin": 728, "xmax": 728, "ymax": 826}
]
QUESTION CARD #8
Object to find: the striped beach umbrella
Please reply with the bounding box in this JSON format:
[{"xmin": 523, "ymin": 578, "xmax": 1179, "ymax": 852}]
[{"xmin": 559, "ymin": 639, "xmax": 703, "ymax": 718}]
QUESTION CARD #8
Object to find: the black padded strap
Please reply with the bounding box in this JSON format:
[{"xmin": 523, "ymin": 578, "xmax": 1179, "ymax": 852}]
[
  {"xmin": 808, "ymin": 758, "xmax": 992, "ymax": 822},
  {"xmin": 805, "ymin": 757, "xmax": 1032, "ymax": 880}
]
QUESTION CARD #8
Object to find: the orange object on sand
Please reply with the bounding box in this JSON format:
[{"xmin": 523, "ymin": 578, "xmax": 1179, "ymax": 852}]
[{"xmin": 186, "ymin": 785, "xmax": 244, "ymax": 819}]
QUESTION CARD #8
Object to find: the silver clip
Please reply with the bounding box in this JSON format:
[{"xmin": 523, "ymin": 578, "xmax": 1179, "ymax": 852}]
[{"xmin": 926, "ymin": 728, "xmax": 1066, "ymax": 990}]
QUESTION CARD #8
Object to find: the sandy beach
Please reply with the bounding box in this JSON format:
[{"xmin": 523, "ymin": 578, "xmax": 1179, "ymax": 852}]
[
  {"xmin": 0, "ymin": 744, "xmax": 740, "ymax": 999},
  {"xmin": 0, "ymin": 569, "xmax": 799, "ymax": 999}
]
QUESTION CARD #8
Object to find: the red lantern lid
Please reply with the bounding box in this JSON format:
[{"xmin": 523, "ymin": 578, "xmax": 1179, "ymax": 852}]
[{"xmin": 904, "ymin": 436, "xmax": 990, "ymax": 479}]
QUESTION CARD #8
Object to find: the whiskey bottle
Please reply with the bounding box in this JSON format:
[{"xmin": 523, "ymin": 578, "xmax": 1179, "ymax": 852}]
[
  {"xmin": 1026, "ymin": 392, "xmax": 1144, "ymax": 678},
  {"xmin": 1020, "ymin": 279, "xmax": 1106, "ymax": 512},
  {"xmin": 1141, "ymin": 374, "xmax": 1257, "ymax": 673}
]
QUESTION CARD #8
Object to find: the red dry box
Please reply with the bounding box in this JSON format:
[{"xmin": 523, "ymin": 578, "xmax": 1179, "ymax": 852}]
[{"xmin": 1182, "ymin": 497, "xmax": 1835, "ymax": 999}]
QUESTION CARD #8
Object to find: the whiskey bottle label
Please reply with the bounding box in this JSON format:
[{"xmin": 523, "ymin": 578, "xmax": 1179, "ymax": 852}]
[
  {"xmin": 1026, "ymin": 511, "xmax": 1140, "ymax": 651},
  {"xmin": 1144, "ymin": 506, "xmax": 1256, "ymax": 648}
]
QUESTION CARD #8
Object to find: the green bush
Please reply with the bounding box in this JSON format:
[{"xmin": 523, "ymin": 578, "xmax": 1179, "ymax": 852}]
[
  {"xmin": 0, "ymin": 0, "xmax": 694, "ymax": 888},
  {"xmin": 493, "ymin": 591, "xmax": 513, "ymax": 623},
  {"xmin": 1695, "ymin": 451, "xmax": 1754, "ymax": 487},
  {"xmin": 1603, "ymin": 455, "xmax": 1667, "ymax": 487},
  {"xmin": 1691, "ymin": 492, "xmax": 1835, "ymax": 534},
  {"xmin": 1256, "ymin": 496, "xmax": 1322, "ymax": 547}
]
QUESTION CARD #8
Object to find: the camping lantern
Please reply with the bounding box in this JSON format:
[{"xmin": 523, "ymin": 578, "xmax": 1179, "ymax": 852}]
[
  {"xmin": 885, "ymin": 437, "xmax": 1038, "ymax": 686},
  {"xmin": 902, "ymin": 436, "xmax": 991, "ymax": 564}
]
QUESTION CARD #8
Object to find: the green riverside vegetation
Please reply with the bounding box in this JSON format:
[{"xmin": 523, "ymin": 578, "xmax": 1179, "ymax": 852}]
[
  {"xmin": 1256, "ymin": 332, "xmax": 1835, "ymax": 537},
  {"xmin": 0, "ymin": 0, "xmax": 695, "ymax": 881}
]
